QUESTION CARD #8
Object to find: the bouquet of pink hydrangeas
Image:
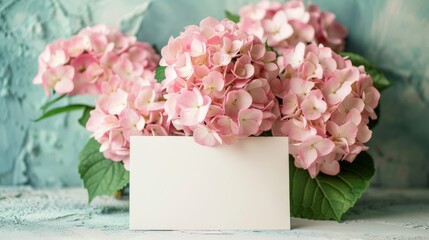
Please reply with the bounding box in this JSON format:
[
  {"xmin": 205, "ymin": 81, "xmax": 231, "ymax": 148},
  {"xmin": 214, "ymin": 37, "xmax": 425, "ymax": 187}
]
[{"xmin": 34, "ymin": 0, "xmax": 390, "ymax": 221}]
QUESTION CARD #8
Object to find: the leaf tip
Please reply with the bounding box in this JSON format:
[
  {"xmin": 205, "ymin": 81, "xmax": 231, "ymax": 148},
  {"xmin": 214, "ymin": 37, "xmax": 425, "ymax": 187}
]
[{"xmin": 225, "ymin": 10, "xmax": 240, "ymax": 23}]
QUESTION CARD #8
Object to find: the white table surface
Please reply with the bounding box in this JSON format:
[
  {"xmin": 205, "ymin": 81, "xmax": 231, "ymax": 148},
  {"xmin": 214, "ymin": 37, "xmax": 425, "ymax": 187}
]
[{"xmin": 0, "ymin": 187, "xmax": 428, "ymax": 240}]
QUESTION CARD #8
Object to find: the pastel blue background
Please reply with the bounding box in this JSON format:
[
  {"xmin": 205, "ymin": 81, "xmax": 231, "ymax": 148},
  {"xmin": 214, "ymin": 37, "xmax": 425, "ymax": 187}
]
[{"xmin": 0, "ymin": 0, "xmax": 428, "ymax": 188}]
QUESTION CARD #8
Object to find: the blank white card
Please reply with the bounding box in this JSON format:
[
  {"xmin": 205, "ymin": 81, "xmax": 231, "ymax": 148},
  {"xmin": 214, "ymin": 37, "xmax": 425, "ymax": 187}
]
[{"xmin": 130, "ymin": 136, "xmax": 290, "ymax": 230}]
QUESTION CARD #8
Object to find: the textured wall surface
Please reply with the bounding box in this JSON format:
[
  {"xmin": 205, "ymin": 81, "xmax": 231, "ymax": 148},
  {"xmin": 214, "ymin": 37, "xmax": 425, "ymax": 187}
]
[{"xmin": 0, "ymin": 0, "xmax": 428, "ymax": 188}]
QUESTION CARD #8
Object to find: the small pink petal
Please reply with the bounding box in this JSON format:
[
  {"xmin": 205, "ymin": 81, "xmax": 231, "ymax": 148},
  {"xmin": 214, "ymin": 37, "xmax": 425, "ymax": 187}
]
[
  {"xmin": 174, "ymin": 53, "xmax": 193, "ymax": 78},
  {"xmin": 107, "ymin": 89, "xmax": 128, "ymax": 115},
  {"xmin": 134, "ymin": 87, "xmax": 156, "ymax": 110},
  {"xmin": 339, "ymin": 121, "xmax": 358, "ymax": 144},
  {"xmin": 250, "ymin": 44, "xmax": 266, "ymax": 60},
  {"xmin": 190, "ymin": 39, "xmax": 206, "ymax": 57},
  {"xmin": 214, "ymin": 115, "xmax": 239, "ymax": 135},
  {"xmin": 43, "ymin": 66, "xmax": 75, "ymax": 94},
  {"xmin": 320, "ymin": 161, "xmax": 340, "ymax": 176},
  {"xmin": 238, "ymin": 108, "xmax": 263, "ymax": 136},
  {"xmin": 202, "ymin": 71, "xmax": 225, "ymax": 94},
  {"xmin": 322, "ymin": 77, "xmax": 352, "ymax": 105},
  {"xmin": 283, "ymin": 118, "xmax": 316, "ymax": 141},
  {"xmin": 281, "ymin": 93, "xmax": 298, "ymax": 116},
  {"xmin": 282, "ymin": 42, "xmax": 306, "ymax": 69},
  {"xmin": 334, "ymin": 68, "xmax": 359, "ymax": 85},
  {"xmin": 54, "ymin": 76, "xmax": 74, "ymax": 94},
  {"xmin": 123, "ymin": 159, "xmax": 130, "ymax": 170},
  {"xmin": 177, "ymin": 89, "xmax": 211, "ymax": 126},
  {"xmin": 301, "ymin": 94, "xmax": 327, "ymax": 120},
  {"xmin": 224, "ymin": 90, "xmax": 253, "ymax": 118},
  {"xmin": 357, "ymin": 122, "xmax": 372, "ymax": 143},
  {"xmin": 314, "ymin": 138, "xmax": 335, "ymax": 156},
  {"xmin": 193, "ymin": 124, "xmax": 222, "ymax": 146},
  {"xmin": 289, "ymin": 77, "xmax": 315, "ymax": 99},
  {"xmin": 298, "ymin": 148, "xmax": 318, "ymax": 169},
  {"xmin": 233, "ymin": 55, "xmax": 255, "ymax": 79},
  {"xmin": 212, "ymin": 52, "xmax": 231, "ymax": 66},
  {"xmin": 181, "ymin": 108, "xmax": 202, "ymax": 126}
]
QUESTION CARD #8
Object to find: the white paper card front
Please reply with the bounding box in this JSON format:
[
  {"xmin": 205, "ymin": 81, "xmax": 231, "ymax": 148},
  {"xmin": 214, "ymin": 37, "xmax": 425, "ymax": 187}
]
[{"xmin": 130, "ymin": 136, "xmax": 290, "ymax": 230}]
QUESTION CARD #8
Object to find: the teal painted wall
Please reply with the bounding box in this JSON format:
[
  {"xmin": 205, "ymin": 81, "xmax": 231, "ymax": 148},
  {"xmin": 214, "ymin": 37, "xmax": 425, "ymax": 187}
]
[{"xmin": 0, "ymin": 0, "xmax": 428, "ymax": 188}]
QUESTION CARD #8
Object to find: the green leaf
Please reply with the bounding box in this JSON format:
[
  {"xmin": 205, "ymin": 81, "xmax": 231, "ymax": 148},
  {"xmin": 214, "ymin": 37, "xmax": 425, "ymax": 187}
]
[
  {"xmin": 340, "ymin": 52, "xmax": 391, "ymax": 91},
  {"xmin": 78, "ymin": 139, "xmax": 129, "ymax": 203},
  {"xmin": 259, "ymin": 131, "xmax": 273, "ymax": 137},
  {"xmin": 78, "ymin": 106, "xmax": 95, "ymax": 127},
  {"xmin": 264, "ymin": 40, "xmax": 279, "ymax": 58},
  {"xmin": 264, "ymin": 40, "xmax": 274, "ymax": 52},
  {"xmin": 225, "ymin": 10, "xmax": 240, "ymax": 23},
  {"xmin": 34, "ymin": 104, "xmax": 94, "ymax": 122},
  {"xmin": 155, "ymin": 66, "xmax": 166, "ymax": 83},
  {"xmin": 40, "ymin": 94, "xmax": 66, "ymax": 113},
  {"xmin": 290, "ymin": 152, "xmax": 375, "ymax": 221}
]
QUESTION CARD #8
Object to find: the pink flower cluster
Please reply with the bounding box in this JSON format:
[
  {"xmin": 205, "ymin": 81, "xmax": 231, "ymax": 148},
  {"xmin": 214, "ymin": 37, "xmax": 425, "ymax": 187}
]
[
  {"xmin": 33, "ymin": 25, "xmax": 160, "ymax": 96},
  {"xmin": 160, "ymin": 17, "xmax": 280, "ymax": 146},
  {"xmin": 86, "ymin": 73, "xmax": 172, "ymax": 169},
  {"xmin": 271, "ymin": 42, "xmax": 380, "ymax": 177},
  {"xmin": 238, "ymin": 0, "xmax": 348, "ymax": 52}
]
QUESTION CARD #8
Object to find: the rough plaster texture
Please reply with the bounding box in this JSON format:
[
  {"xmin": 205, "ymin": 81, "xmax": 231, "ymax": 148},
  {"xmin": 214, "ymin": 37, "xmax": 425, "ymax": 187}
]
[
  {"xmin": 0, "ymin": 0, "xmax": 428, "ymax": 187},
  {"xmin": 0, "ymin": 187, "xmax": 428, "ymax": 239}
]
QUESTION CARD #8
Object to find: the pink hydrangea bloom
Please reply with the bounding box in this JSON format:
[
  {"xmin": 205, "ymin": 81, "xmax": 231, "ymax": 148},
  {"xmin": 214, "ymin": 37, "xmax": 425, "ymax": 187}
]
[
  {"xmin": 308, "ymin": 4, "xmax": 348, "ymax": 53},
  {"xmin": 272, "ymin": 42, "xmax": 380, "ymax": 178},
  {"xmin": 86, "ymin": 73, "xmax": 176, "ymax": 170},
  {"xmin": 160, "ymin": 17, "xmax": 280, "ymax": 146},
  {"xmin": 33, "ymin": 25, "xmax": 160, "ymax": 96},
  {"xmin": 238, "ymin": 0, "xmax": 347, "ymax": 52}
]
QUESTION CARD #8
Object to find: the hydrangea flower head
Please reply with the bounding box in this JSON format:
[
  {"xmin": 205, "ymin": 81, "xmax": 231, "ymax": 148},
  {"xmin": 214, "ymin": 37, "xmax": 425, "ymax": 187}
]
[
  {"xmin": 238, "ymin": 0, "xmax": 347, "ymax": 52},
  {"xmin": 86, "ymin": 73, "xmax": 174, "ymax": 170},
  {"xmin": 33, "ymin": 25, "xmax": 160, "ymax": 96},
  {"xmin": 160, "ymin": 17, "xmax": 280, "ymax": 146},
  {"xmin": 272, "ymin": 42, "xmax": 380, "ymax": 177}
]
